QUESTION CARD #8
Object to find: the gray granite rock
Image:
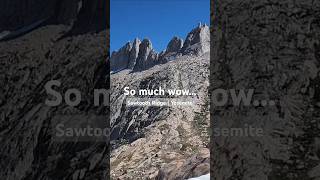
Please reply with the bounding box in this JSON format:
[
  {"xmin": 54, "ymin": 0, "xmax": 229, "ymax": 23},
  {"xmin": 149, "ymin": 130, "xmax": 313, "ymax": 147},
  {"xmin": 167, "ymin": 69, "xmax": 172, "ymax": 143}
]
[
  {"xmin": 211, "ymin": 0, "xmax": 320, "ymax": 179},
  {"xmin": 157, "ymin": 37, "xmax": 183, "ymax": 63},
  {"xmin": 110, "ymin": 42, "xmax": 132, "ymax": 71},
  {"xmin": 128, "ymin": 38, "xmax": 141, "ymax": 69},
  {"xmin": 111, "ymin": 25, "xmax": 210, "ymax": 73},
  {"xmin": 166, "ymin": 36, "xmax": 183, "ymax": 53},
  {"xmin": 0, "ymin": 1, "xmax": 108, "ymax": 179},
  {"xmin": 0, "ymin": 0, "xmax": 108, "ymax": 39},
  {"xmin": 0, "ymin": 26, "xmax": 109, "ymax": 180},
  {"xmin": 133, "ymin": 38, "xmax": 156, "ymax": 71},
  {"xmin": 181, "ymin": 25, "xmax": 210, "ymax": 55}
]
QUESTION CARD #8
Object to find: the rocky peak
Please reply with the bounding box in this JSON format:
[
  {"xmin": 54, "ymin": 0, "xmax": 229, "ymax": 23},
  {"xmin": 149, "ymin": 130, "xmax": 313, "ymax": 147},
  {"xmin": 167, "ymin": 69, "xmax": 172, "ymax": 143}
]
[
  {"xmin": 111, "ymin": 24, "xmax": 210, "ymax": 72},
  {"xmin": 141, "ymin": 38, "xmax": 153, "ymax": 49},
  {"xmin": 138, "ymin": 39, "xmax": 153, "ymax": 60},
  {"xmin": 158, "ymin": 36, "xmax": 184, "ymax": 62},
  {"xmin": 133, "ymin": 38, "xmax": 141, "ymax": 48},
  {"xmin": 128, "ymin": 38, "xmax": 141, "ymax": 69},
  {"xmin": 110, "ymin": 38, "xmax": 158, "ymax": 71},
  {"xmin": 110, "ymin": 41, "xmax": 133, "ymax": 71},
  {"xmin": 124, "ymin": 41, "xmax": 133, "ymax": 50},
  {"xmin": 181, "ymin": 24, "xmax": 210, "ymax": 55},
  {"xmin": 133, "ymin": 38, "xmax": 158, "ymax": 71},
  {"xmin": 166, "ymin": 36, "xmax": 183, "ymax": 53}
]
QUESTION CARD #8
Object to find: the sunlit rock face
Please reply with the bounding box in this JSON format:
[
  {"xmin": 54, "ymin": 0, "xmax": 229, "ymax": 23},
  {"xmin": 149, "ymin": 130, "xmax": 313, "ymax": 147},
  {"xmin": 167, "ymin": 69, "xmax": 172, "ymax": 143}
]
[{"xmin": 181, "ymin": 25, "xmax": 210, "ymax": 55}]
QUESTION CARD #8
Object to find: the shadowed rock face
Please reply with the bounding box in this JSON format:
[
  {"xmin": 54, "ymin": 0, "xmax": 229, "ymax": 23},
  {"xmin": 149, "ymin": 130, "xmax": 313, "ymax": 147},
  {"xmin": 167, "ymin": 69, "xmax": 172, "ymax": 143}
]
[
  {"xmin": 0, "ymin": 1, "xmax": 109, "ymax": 179},
  {"xmin": 158, "ymin": 37, "xmax": 184, "ymax": 63},
  {"xmin": 0, "ymin": 0, "xmax": 76, "ymax": 31},
  {"xmin": 68, "ymin": 0, "xmax": 108, "ymax": 36},
  {"xmin": 134, "ymin": 39, "xmax": 158, "ymax": 71},
  {"xmin": 0, "ymin": 0, "xmax": 55, "ymax": 31},
  {"xmin": 166, "ymin": 36, "xmax": 183, "ymax": 53},
  {"xmin": 0, "ymin": 26, "xmax": 109, "ymax": 179},
  {"xmin": 128, "ymin": 38, "xmax": 141, "ymax": 69},
  {"xmin": 0, "ymin": 0, "xmax": 108, "ymax": 38}
]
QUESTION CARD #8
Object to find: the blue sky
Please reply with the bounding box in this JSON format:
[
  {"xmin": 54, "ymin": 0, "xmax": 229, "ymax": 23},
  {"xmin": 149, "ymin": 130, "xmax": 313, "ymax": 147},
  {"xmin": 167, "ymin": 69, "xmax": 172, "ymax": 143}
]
[{"xmin": 111, "ymin": 0, "xmax": 210, "ymax": 52}]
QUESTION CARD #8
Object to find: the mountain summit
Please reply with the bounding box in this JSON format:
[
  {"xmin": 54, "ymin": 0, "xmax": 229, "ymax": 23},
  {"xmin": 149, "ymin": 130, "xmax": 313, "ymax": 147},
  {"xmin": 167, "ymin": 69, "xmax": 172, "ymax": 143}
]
[{"xmin": 110, "ymin": 24, "xmax": 210, "ymax": 72}]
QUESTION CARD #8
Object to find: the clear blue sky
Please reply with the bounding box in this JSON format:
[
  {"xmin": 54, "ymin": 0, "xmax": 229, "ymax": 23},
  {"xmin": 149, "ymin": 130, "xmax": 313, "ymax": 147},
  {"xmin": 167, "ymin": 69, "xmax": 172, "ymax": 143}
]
[{"xmin": 111, "ymin": 0, "xmax": 210, "ymax": 52}]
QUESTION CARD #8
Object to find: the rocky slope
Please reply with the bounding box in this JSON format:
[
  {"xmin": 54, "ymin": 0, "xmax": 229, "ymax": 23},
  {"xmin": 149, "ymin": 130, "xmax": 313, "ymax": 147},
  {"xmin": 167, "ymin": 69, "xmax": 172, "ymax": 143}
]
[
  {"xmin": 0, "ymin": 1, "xmax": 109, "ymax": 179},
  {"xmin": 0, "ymin": 25, "xmax": 109, "ymax": 180},
  {"xmin": 110, "ymin": 25, "xmax": 210, "ymax": 72},
  {"xmin": 211, "ymin": 0, "xmax": 320, "ymax": 179},
  {"xmin": 110, "ymin": 25, "xmax": 210, "ymax": 179}
]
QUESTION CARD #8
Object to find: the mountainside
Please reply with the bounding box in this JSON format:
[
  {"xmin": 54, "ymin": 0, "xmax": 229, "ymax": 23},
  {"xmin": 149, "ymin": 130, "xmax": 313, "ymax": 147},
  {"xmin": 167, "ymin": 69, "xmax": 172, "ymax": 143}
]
[
  {"xmin": 0, "ymin": 25, "xmax": 109, "ymax": 180},
  {"xmin": 0, "ymin": 1, "xmax": 109, "ymax": 179},
  {"xmin": 211, "ymin": 0, "xmax": 320, "ymax": 179},
  {"xmin": 110, "ymin": 25, "xmax": 210, "ymax": 179}
]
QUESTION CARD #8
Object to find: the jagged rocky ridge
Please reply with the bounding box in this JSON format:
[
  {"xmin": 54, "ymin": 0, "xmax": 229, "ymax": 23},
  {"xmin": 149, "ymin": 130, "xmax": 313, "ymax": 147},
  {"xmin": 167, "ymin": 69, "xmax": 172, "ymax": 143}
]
[
  {"xmin": 110, "ymin": 24, "xmax": 210, "ymax": 179},
  {"xmin": 110, "ymin": 24, "xmax": 209, "ymax": 72}
]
